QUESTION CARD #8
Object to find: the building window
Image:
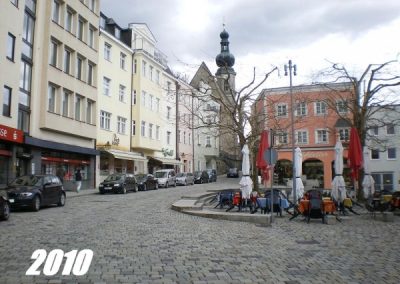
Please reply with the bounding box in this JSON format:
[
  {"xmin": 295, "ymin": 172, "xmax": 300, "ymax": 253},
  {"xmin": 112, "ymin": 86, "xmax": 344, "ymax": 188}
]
[
  {"xmin": 156, "ymin": 70, "xmax": 160, "ymax": 84},
  {"xmin": 388, "ymin": 148, "xmax": 396, "ymax": 159},
  {"xmin": 62, "ymin": 91, "xmax": 70, "ymax": 117},
  {"xmin": 371, "ymin": 172, "xmax": 393, "ymax": 191},
  {"xmin": 134, "ymin": 59, "xmax": 137, "ymax": 73},
  {"xmin": 48, "ymin": 85, "xmax": 56, "ymax": 113},
  {"xmin": 120, "ymin": 52, "xmax": 126, "ymax": 69},
  {"xmin": 369, "ymin": 126, "xmax": 378, "ymax": 136},
  {"xmin": 156, "ymin": 98, "xmax": 160, "ymax": 112},
  {"xmin": 316, "ymin": 129, "xmax": 328, "ymax": 144},
  {"xmin": 141, "ymin": 91, "xmax": 146, "ymax": 106},
  {"xmin": 22, "ymin": 10, "xmax": 35, "ymax": 59},
  {"xmin": 296, "ymin": 131, "xmax": 308, "ymax": 144},
  {"xmin": 276, "ymin": 132, "xmax": 288, "ymax": 145},
  {"xmin": 99, "ymin": 16, "xmax": 106, "ymax": 29},
  {"xmin": 167, "ymin": 106, "xmax": 171, "ymax": 120},
  {"xmin": 132, "ymin": 120, "xmax": 136, "ymax": 135},
  {"xmin": 76, "ymin": 56, "xmax": 83, "ymax": 80},
  {"xmin": 88, "ymin": 0, "xmax": 95, "ymax": 11},
  {"xmin": 338, "ymin": 128, "xmax": 350, "ymax": 141},
  {"xmin": 78, "ymin": 18, "xmax": 85, "ymax": 41},
  {"xmin": 25, "ymin": 0, "xmax": 35, "ymax": 12},
  {"xmin": 65, "ymin": 9, "xmax": 73, "ymax": 33},
  {"xmin": 86, "ymin": 99, "xmax": 93, "ymax": 124},
  {"xmin": 7, "ymin": 33, "xmax": 16, "ymax": 61},
  {"xmin": 183, "ymin": 131, "xmax": 186, "ymax": 144},
  {"xmin": 167, "ymin": 131, "xmax": 171, "ymax": 145},
  {"xmin": 156, "ymin": 125, "xmax": 160, "ymax": 140},
  {"xmin": 88, "ymin": 26, "xmax": 95, "ymax": 48},
  {"xmin": 336, "ymin": 100, "xmax": 348, "ymax": 114},
  {"xmin": 18, "ymin": 106, "xmax": 29, "ymax": 133},
  {"xmin": 52, "ymin": 0, "xmax": 60, "ymax": 24},
  {"xmin": 371, "ymin": 149, "xmax": 380, "ymax": 160},
  {"xmin": 87, "ymin": 62, "xmax": 94, "ymax": 85},
  {"xmin": 133, "ymin": 90, "xmax": 136, "ymax": 104},
  {"xmin": 100, "ymin": 110, "xmax": 111, "ymax": 130},
  {"xmin": 315, "ymin": 101, "xmax": 327, "ymax": 115},
  {"xmin": 117, "ymin": 116, "xmax": 126, "ymax": 134},
  {"xmin": 206, "ymin": 136, "xmax": 211, "ymax": 147},
  {"xmin": 148, "ymin": 123, "xmax": 153, "ymax": 139},
  {"xmin": 49, "ymin": 40, "xmax": 58, "ymax": 66},
  {"xmin": 149, "ymin": 66, "xmax": 153, "ymax": 81},
  {"xmin": 178, "ymin": 130, "xmax": 181, "ymax": 143},
  {"xmin": 115, "ymin": 28, "xmax": 121, "ymax": 39},
  {"xmin": 386, "ymin": 124, "xmax": 395, "ymax": 135},
  {"xmin": 295, "ymin": 102, "xmax": 307, "ymax": 116},
  {"xmin": 118, "ymin": 85, "xmax": 126, "ymax": 102},
  {"xmin": 75, "ymin": 95, "xmax": 82, "ymax": 121},
  {"xmin": 63, "ymin": 48, "xmax": 71, "ymax": 74},
  {"xmin": 20, "ymin": 60, "xmax": 32, "ymax": 94},
  {"xmin": 104, "ymin": 43, "xmax": 111, "ymax": 61},
  {"xmin": 103, "ymin": 77, "xmax": 111, "ymax": 96},
  {"xmin": 276, "ymin": 104, "xmax": 287, "ymax": 117},
  {"xmin": 3, "ymin": 86, "xmax": 12, "ymax": 117},
  {"xmin": 142, "ymin": 60, "xmax": 147, "ymax": 76},
  {"xmin": 141, "ymin": 121, "xmax": 146, "ymax": 137}
]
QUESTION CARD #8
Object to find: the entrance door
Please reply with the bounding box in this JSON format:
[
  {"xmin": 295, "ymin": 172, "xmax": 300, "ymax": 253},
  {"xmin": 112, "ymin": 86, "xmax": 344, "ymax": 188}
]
[{"xmin": 16, "ymin": 158, "xmax": 29, "ymax": 177}]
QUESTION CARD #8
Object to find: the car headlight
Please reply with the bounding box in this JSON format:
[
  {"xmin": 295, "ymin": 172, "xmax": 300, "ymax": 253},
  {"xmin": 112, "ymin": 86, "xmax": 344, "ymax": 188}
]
[
  {"xmin": 113, "ymin": 184, "xmax": 120, "ymax": 187},
  {"xmin": 20, "ymin": 192, "xmax": 33, "ymax": 197},
  {"xmin": 99, "ymin": 184, "xmax": 104, "ymax": 188}
]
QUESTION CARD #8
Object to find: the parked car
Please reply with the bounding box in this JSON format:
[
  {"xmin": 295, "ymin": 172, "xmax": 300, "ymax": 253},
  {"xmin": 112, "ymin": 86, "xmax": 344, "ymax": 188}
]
[
  {"xmin": 227, "ymin": 168, "xmax": 239, "ymax": 178},
  {"xmin": 6, "ymin": 175, "xmax": 65, "ymax": 211},
  {"xmin": 0, "ymin": 192, "xmax": 10, "ymax": 221},
  {"xmin": 206, "ymin": 169, "xmax": 217, "ymax": 182},
  {"xmin": 99, "ymin": 173, "xmax": 137, "ymax": 194},
  {"xmin": 135, "ymin": 174, "xmax": 158, "ymax": 191},
  {"xmin": 176, "ymin": 172, "xmax": 195, "ymax": 186},
  {"xmin": 194, "ymin": 171, "xmax": 209, "ymax": 184},
  {"xmin": 154, "ymin": 169, "xmax": 176, "ymax": 188}
]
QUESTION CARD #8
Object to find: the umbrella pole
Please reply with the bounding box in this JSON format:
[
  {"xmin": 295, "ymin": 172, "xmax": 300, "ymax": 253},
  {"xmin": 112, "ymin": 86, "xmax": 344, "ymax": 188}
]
[{"xmin": 269, "ymin": 166, "xmax": 274, "ymax": 224}]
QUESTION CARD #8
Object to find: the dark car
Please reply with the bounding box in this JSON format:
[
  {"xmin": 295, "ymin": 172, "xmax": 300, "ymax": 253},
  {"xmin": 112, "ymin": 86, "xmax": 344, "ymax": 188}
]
[
  {"xmin": 227, "ymin": 168, "xmax": 239, "ymax": 178},
  {"xmin": 206, "ymin": 169, "xmax": 217, "ymax": 182},
  {"xmin": 135, "ymin": 174, "xmax": 158, "ymax": 191},
  {"xmin": 6, "ymin": 175, "xmax": 66, "ymax": 211},
  {"xmin": 99, "ymin": 173, "xmax": 137, "ymax": 194},
  {"xmin": 0, "ymin": 193, "xmax": 10, "ymax": 221},
  {"xmin": 193, "ymin": 171, "xmax": 209, "ymax": 184}
]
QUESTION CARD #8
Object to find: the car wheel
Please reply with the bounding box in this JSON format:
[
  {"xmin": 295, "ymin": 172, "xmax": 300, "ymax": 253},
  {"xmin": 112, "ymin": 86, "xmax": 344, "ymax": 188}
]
[
  {"xmin": 200, "ymin": 179, "xmax": 203, "ymax": 184},
  {"xmin": 122, "ymin": 186, "xmax": 127, "ymax": 194},
  {"xmin": 32, "ymin": 196, "xmax": 41, "ymax": 212},
  {"xmin": 155, "ymin": 183, "xmax": 159, "ymax": 190},
  {"xmin": 166, "ymin": 182, "xmax": 169, "ymax": 188},
  {"xmin": 143, "ymin": 184, "xmax": 147, "ymax": 191},
  {"xmin": 1, "ymin": 202, "xmax": 10, "ymax": 221},
  {"xmin": 134, "ymin": 185, "xmax": 138, "ymax": 192},
  {"xmin": 57, "ymin": 193, "xmax": 66, "ymax": 207},
  {"xmin": 184, "ymin": 179, "xmax": 187, "ymax": 186}
]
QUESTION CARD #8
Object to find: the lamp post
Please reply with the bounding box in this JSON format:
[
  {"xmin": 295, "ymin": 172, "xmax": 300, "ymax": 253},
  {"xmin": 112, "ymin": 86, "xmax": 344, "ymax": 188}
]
[{"xmin": 284, "ymin": 60, "xmax": 297, "ymax": 204}]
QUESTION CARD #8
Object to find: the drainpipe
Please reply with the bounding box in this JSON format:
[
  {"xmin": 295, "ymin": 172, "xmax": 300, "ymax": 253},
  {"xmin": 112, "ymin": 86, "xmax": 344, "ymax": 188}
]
[
  {"xmin": 130, "ymin": 51, "xmax": 135, "ymax": 171},
  {"xmin": 175, "ymin": 81, "xmax": 180, "ymax": 172}
]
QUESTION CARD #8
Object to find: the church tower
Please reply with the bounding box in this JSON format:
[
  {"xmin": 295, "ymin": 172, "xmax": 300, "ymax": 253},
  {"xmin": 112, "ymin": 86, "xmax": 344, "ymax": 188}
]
[{"xmin": 215, "ymin": 27, "xmax": 236, "ymax": 93}]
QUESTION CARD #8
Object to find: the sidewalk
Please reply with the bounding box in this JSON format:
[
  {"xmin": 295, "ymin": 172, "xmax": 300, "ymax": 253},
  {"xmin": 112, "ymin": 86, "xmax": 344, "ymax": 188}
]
[{"xmin": 65, "ymin": 188, "xmax": 98, "ymax": 198}]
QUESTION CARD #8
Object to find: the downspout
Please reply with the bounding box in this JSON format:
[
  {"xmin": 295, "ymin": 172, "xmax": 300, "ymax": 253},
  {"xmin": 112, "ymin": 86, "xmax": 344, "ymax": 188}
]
[
  {"xmin": 130, "ymin": 51, "xmax": 135, "ymax": 170},
  {"xmin": 192, "ymin": 92, "xmax": 195, "ymax": 172},
  {"xmin": 175, "ymin": 81, "xmax": 180, "ymax": 172}
]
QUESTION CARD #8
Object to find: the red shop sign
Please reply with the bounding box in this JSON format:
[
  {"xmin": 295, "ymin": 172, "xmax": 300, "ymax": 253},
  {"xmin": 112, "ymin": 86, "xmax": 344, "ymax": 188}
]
[{"xmin": 0, "ymin": 124, "xmax": 24, "ymax": 144}]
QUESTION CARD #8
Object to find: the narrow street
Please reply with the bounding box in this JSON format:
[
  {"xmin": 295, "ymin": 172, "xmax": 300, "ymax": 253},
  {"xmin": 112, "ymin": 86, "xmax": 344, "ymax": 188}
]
[{"xmin": 1, "ymin": 177, "xmax": 399, "ymax": 283}]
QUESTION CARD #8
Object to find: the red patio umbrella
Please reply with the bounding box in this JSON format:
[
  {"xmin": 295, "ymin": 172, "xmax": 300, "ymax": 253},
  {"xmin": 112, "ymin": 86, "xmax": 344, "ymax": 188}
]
[
  {"xmin": 256, "ymin": 130, "xmax": 270, "ymax": 182},
  {"xmin": 348, "ymin": 127, "xmax": 363, "ymax": 181}
]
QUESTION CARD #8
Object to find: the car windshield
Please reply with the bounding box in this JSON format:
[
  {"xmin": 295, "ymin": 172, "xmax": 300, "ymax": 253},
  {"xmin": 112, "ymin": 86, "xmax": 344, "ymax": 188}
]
[
  {"xmin": 229, "ymin": 168, "xmax": 237, "ymax": 173},
  {"xmin": 154, "ymin": 172, "xmax": 167, "ymax": 178},
  {"xmin": 194, "ymin": 171, "xmax": 201, "ymax": 177},
  {"xmin": 176, "ymin": 173, "xmax": 185, "ymax": 177},
  {"xmin": 10, "ymin": 175, "xmax": 42, "ymax": 187},
  {"xmin": 135, "ymin": 174, "xmax": 146, "ymax": 180},
  {"xmin": 104, "ymin": 174, "xmax": 124, "ymax": 181}
]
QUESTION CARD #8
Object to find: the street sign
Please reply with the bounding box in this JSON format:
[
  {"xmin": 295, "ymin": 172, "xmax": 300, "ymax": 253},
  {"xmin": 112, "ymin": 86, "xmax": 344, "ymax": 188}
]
[{"xmin": 264, "ymin": 149, "xmax": 277, "ymax": 164}]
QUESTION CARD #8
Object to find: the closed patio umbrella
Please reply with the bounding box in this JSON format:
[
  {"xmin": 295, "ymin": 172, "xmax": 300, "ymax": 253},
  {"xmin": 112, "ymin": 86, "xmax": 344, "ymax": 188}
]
[
  {"xmin": 294, "ymin": 147, "xmax": 304, "ymax": 200},
  {"xmin": 331, "ymin": 140, "xmax": 347, "ymax": 202},
  {"xmin": 239, "ymin": 144, "xmax": 253, "ymax": 199},
  {"xmin": 362, "ymin": 146, "xmax": 375, "ymax": 198}
]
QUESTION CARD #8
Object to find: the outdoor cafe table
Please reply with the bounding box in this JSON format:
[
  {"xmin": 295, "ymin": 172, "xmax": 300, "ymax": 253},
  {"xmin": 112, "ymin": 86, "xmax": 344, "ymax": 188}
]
[
  {"xmin": 256, "ymin": 197, "xmax": 290, "ymax": 210},
  {"xmin": 298, "ymin": 199, "xmax": 336, "ymax": 214}
]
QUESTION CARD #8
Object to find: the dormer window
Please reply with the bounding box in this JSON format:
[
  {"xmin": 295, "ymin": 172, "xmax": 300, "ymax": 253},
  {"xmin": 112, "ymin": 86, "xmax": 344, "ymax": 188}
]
[{"xmin": 115, "ymin": 28, "xmax": 121, "ymax": 39}]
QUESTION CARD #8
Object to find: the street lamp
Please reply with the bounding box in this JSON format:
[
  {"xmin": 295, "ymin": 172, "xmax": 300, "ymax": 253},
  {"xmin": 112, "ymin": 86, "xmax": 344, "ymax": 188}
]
[{"xmin": 284, "ymin": 60, "xmax": 297, "ymax": 204}]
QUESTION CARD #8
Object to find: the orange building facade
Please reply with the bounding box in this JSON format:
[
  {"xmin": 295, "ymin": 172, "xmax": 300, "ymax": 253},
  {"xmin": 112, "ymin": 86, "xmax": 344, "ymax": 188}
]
[{"xmin": 256, "ymin": 83, "xmax": 354, "ymax": 189}]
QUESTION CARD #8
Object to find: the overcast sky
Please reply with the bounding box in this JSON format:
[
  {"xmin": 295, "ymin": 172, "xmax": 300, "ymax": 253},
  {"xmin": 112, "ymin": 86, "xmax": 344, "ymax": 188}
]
[{"xmin": 101, "ymin": 0, "xmax": 400, "ymax": 89}]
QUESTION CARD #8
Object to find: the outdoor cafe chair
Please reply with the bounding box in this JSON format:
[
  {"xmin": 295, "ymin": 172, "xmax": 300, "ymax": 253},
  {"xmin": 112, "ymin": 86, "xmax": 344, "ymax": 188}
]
[
  {"xmin": 306, "ymin": 189, "xmax": 325, "ymax": 224},
  {"xmin": 214, "ymin": 191, "xmax": 234, "ymax": 210},
  {"xmin": 264, "ymin": 189, "xmax": 283, "ymax": 216}
]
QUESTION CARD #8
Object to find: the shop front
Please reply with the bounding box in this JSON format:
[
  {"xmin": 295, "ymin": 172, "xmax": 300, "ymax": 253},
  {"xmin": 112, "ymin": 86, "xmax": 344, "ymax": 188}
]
[{"xmin": 0, "ymin": 124, "xmax": 24, "ymax": 188}]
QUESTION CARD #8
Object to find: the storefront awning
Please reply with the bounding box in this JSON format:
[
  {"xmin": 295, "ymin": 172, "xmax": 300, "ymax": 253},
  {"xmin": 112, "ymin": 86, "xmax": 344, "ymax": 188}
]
[
  {"xmin": 150, "ymin": 157, "xmax": 183, "ymax": 165},
  {"xmin": 105, "ymin": 149, "xmax": 146, "ymax": 161}
]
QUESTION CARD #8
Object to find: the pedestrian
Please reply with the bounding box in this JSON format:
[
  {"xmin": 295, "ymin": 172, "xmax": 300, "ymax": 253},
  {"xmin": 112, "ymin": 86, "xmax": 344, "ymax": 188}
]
[{"xmin": 75, "ymin": 169, "xmax": 82, "ymax": 193}]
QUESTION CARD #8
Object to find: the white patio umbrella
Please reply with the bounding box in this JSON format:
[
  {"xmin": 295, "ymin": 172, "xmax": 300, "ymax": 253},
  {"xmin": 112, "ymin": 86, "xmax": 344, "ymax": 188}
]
[
  {"xmin": 362, "ymin": 146, "xmax": 375, "ymax": 198},
  {"xmin": 239, "ymin": 144, "xmax": 253, "ymax": 199},
  {"xmin": 294, "ymin": 147, "xmax": 304, "ymax": 200},
  {"xmin": 331, "ymin": 140, "xmax": 347, "ymax": 202}
]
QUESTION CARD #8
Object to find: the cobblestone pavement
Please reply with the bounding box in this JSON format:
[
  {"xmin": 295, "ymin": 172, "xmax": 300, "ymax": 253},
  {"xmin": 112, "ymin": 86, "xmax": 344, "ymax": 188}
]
[{"xmin": 1, "ymin": 177, "xmax": 400, "ymax": 284}]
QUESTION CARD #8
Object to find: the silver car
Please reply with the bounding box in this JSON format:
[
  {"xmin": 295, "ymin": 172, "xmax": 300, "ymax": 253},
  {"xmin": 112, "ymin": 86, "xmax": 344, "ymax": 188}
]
[{"xmin": 175, "ymin": 172, "xmax": 194, "ymax": 186}]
